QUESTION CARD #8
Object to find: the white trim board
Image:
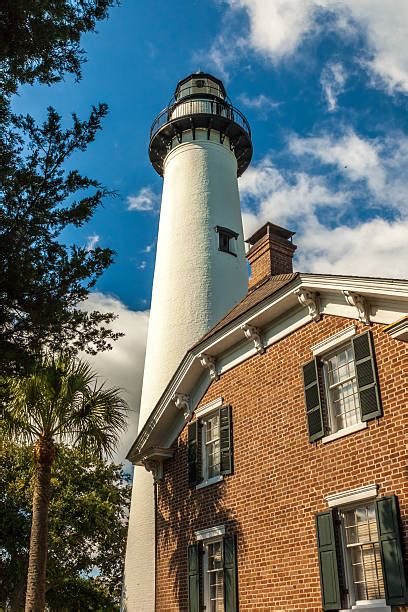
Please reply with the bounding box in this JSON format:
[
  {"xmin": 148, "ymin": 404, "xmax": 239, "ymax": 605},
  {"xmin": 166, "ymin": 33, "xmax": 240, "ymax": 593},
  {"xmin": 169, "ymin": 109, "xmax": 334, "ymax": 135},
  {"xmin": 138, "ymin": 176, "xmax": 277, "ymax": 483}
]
[
  {"xmin": 312, "ymin": 325, "xmax": 356, "ymax": 356},
  {"xmin": 195, "ymin": 396, "xmax": 223, "ymax": 417},
  {"xmin": 325, "ymin": 484, "xmax": 378, "ymax": 508},
  {"xmin": 195, "ymin": 525, "xmax": 225, "ymax": 541}
]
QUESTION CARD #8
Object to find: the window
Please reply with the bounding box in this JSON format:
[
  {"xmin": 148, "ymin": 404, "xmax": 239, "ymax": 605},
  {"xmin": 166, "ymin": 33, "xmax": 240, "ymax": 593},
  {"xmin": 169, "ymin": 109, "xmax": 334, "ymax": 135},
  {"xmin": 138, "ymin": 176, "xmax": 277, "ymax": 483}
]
[
  {"xmin": 323, "ymin": 343, "xmax": 360, "ymax": 434},
  {"xmin": 188, "ymin": 532, "xmax": 238, "ymax": 612},
  {"xmin": 202, "ymin": 410, "xmax": 221, "ymax": 480},
  {"xmin": 302, "ymin": 331, "xmax": 382, "ymax": 443},
  {"xmin": 204, "ymin": 539, "xmax": 224, "ymax": 612},
  {"xmin": 341, "ymin": 503, "xmax": 385, "ymax": 603},
  {"xmin": 215, "ymin": 226, "xmax": 238, "ymax": 256},
  {"xmin": 187, "ymin": 406, "xmax": 232, "ymax": 488},
  {"xmin": 315, "ymin": 495, "xmax": 408, "ymax": 610}
]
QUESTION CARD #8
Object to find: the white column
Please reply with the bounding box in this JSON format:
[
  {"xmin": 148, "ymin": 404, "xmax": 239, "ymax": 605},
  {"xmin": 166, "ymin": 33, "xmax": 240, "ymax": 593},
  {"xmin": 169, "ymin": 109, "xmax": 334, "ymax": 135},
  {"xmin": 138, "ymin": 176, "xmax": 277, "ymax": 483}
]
[
  {"xmin": 122, "ymin": 467, "xmax": 155, "ymax": 612},
  {"xmin": 140, "ymin": 130, "xmax": 248, "ymax": 428},
  {"xmin": 123, "ymin": 130, "xmax": 248, "ymax": 611}
]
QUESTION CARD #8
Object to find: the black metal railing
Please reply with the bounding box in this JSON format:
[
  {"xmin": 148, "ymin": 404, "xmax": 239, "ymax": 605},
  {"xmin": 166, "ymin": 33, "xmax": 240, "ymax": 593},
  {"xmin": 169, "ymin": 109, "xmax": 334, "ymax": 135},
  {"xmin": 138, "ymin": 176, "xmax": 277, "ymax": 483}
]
[{"xmin": 150, "ymin": 98, "xmax": 251, "ymax": 141}]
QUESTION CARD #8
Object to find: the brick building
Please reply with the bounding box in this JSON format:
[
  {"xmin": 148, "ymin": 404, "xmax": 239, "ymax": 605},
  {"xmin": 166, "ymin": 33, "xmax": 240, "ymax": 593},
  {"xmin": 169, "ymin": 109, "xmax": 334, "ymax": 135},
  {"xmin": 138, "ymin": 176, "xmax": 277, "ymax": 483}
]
[{"xmin": 128, "ymin": 222, "xmax": 408, "ymax": 612}]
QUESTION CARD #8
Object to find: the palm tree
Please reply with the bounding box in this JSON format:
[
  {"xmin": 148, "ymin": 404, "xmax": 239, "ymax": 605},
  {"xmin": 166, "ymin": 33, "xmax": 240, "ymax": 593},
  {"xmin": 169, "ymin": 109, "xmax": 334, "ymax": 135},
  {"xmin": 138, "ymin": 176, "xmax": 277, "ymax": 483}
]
[{"xmin": 1, "ymin": 353, "xmax": 128, "ymax": 612}]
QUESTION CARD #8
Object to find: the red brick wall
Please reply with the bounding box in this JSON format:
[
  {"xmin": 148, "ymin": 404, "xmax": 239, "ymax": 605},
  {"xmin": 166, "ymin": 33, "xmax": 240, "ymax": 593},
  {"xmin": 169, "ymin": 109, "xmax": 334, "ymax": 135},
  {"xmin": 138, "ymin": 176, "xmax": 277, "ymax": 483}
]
[
  {"xmin": 155, "ymin": 315, "xmax": 408, "ymax": 611},
  {"xmin": 247, "ymin": 235, "xmax": 295, "ymax": 288}
]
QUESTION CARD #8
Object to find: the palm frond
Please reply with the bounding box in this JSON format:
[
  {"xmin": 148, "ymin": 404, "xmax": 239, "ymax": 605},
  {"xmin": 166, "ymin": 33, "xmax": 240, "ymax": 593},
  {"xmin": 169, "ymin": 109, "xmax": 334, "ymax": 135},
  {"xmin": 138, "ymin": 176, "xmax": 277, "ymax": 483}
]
[
  {"xmin": 2, "ymin": 353, "xmax": 128, "ymax": 458},
  {"xmin": 68, "ymin": 382, "xmax": 128, "ymax": 459}
]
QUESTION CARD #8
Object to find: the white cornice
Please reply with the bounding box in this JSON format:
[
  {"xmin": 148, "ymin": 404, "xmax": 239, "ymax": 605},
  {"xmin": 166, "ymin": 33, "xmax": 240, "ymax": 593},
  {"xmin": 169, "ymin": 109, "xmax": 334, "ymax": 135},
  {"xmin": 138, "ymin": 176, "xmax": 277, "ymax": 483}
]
[
  {"xmin": 299, "ymin": 274, "xmax": 408, "ymax": 297},
  {"xmin": 383, "ymin": 316, "xmax": 408, "ymax": 341},
  {"xmin": 127, "ymin": 274, "xmax": 408, "ymax": 462}
]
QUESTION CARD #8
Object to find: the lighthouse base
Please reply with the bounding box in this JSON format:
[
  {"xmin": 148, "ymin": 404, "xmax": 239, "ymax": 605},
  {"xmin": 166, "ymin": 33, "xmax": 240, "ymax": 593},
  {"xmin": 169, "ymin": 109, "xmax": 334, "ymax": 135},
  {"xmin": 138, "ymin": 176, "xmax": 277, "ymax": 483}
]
[{"xmin": 122, "ymin": 467, "xmax": 155, "ymax": 612}]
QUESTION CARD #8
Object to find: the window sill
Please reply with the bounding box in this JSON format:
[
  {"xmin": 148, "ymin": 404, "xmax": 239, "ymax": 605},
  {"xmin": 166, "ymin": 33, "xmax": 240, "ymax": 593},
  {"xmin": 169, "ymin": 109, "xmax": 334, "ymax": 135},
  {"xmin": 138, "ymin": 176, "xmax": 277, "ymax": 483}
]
[
  {"xmin": 340, "ymin": 600, "xmax": 390, "ymax": 612},
  {"xmin": 196, "ymin": 475, "xmax": 223, "ymax": 490},
  {"xmin": 322, "ymin": 421, "xmax": 367, "ymax": 444}
]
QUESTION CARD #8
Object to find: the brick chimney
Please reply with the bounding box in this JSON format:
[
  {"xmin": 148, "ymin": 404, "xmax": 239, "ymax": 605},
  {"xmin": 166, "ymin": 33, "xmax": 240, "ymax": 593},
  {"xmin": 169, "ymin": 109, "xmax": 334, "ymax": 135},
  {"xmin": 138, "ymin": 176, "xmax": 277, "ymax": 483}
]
[{"xmin": 245, "ymin": 222, "xmax": 297, "ymax": 288}]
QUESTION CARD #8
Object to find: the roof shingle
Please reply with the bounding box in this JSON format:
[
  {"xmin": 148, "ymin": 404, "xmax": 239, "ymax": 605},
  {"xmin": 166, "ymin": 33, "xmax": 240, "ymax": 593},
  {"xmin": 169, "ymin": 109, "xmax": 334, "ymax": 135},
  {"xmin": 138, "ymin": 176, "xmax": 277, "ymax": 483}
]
[{"xmin": 195, "ymin": 272, "xmax": 299, "ymax": 346}]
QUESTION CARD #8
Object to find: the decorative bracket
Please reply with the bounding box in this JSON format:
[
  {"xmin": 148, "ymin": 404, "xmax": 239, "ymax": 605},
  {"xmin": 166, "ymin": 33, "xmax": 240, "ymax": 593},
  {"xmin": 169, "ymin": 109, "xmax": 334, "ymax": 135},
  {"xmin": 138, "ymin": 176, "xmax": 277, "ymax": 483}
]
[
  {"xmin": 141, "ymin": 447, "xmax": 174, "ymax": 483},
  {"xmin": 295, "ymin": 288, "xmax": 321, "ymax": 322},
  {"xmin": 241, "ymin": 323, "xmax": 265, "ymax": 354},
  {"xmin": 343, "ymin": 291, "xmax": 370, "ymax": 325},
  {"xmin": 199, "ymin": 353, "xmax": 219, "ymax": 381},
  {"xmin": 173, "ymin": 392, "xmax": 192, "ymax": 421},
  {"xmin": 143, "ymin": 458, "xmax": 163, "ymax": 484}
]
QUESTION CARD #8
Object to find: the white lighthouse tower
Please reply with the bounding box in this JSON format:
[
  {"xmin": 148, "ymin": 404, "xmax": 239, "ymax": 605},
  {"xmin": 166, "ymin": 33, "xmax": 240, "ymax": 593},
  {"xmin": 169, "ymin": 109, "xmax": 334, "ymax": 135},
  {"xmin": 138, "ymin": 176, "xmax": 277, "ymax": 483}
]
[{"xmin": 123, "ymin": 73, "xmax": 252, "ymax": 611}]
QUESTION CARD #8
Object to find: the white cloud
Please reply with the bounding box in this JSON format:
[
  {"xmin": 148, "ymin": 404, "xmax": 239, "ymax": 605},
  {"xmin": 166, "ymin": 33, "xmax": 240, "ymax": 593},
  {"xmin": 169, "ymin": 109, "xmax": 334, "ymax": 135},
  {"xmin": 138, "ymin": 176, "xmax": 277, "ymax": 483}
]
[
  {"xmin": 239, "ymin": 156, "xmax": 347, "ymax": 235},
  {"xmin": 82, "ymin": 292, "xmax": 149, "ymax": 464},
  {"xmin": 221, "ymin": 0, "xmax": 408, "ymax": 94},
  {"xmin": 238, "ymin": 93, "xmax": 280, "ymax": 119},
  {"xmin": 127, "ymin": 187, "xmax": 159, "ymax": 212},
  {"xmin": 239, "ymin": 151, "xmax": 408, "ymax": 280},
  {"xmin": 341, "ymin": 0, "xmax": 408, "ymax": 93},
  {"xmin": 290, "ymin": 130, "xmax": 386, "ymax": 195},
  {"xmin": 289, "ymin": 130, "xmax": 408, "ymax": 213},
  {"xmin": 86, "ymin": 234, "xmax": 100, "ymax": 251},
  {"xmin": 143, "ymin": 242, "xmax": 155, "ymax": 254},
  {"xmin": 297, "ymin": 216, "xmax": 408, "ymax": 278},
  {"xmin": 228, "ymin": 0, "xmax": 319, "ymax": 60},
  {"xmin": 320, "ymin": 62, "xmax": 346, "ymax": 111}
]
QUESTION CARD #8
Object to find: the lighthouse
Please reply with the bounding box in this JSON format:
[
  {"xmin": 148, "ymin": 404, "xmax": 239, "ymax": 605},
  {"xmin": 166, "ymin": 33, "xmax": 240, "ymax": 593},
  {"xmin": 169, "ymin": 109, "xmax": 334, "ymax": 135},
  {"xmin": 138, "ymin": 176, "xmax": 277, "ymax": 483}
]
[{"xmin": 123, "ymin": 73, "xmax": 252, "ymax": 611}]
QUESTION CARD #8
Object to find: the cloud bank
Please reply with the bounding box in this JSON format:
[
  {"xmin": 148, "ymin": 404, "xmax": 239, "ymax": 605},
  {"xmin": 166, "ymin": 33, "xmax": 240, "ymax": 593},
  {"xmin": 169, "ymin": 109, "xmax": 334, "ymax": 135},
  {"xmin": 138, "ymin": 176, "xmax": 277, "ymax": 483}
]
[
  {"xmin": 215, "ymin": 1, "xmax": 408, "ymax": 94},
  {"xmin": 240, "ymin": 130, "xmax": 408, "ymax": 279},
  {"xmin": 82, "ymin": 293, "xmax": 149, "ymax": 464}
]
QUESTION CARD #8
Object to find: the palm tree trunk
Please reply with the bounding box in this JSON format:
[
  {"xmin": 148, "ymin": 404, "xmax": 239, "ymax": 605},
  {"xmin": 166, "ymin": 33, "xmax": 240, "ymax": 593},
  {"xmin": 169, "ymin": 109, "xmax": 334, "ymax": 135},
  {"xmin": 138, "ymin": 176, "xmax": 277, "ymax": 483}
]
[{"xmin": 25, "ymin": 437, "xmax": 55, "ymax": 612}]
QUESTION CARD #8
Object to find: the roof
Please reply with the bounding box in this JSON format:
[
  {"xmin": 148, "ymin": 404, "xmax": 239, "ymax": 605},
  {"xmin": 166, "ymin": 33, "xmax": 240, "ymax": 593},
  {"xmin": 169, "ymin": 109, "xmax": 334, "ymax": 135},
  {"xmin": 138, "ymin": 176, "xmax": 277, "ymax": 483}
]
[
  {"xmin": 194, "ymin": 273, "xmax": 299, "ymax": 346},
  {"xmin": 128, "ymin": 272, "xmax": 408, "ymax": 463}
]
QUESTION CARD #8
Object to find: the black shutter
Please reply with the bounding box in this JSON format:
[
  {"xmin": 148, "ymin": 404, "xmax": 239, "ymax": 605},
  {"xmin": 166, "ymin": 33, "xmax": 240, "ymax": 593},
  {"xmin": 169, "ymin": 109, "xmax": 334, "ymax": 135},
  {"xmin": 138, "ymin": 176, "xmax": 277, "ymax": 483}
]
[
  {"xmin": 188, "ymin": 421, "xmax": 199, "ymax": 487},
  {"xmin": 375, "ymin": 496, "xmax": 408, "ymax": 605},
  {"xmin": 220, "ymin": 405, "xmax": 233, "ymax": 475},
  {"xmin": 223, "ymin": 535, "xmax": 238, "ymax": 612},
  {"xmin": 302, "ymin": 358, "xmax": 324, "ymax": 442},
  {"xmin": 315, "ymin": 510, "xmax": 342, "ymax": 610},
  {"xmin": 188, "ymin": 543, "xmax": 200, "ymax": 612},
  {"xmin": 352, "ymin": 331, "xmax": 382, "ymax": 421}
]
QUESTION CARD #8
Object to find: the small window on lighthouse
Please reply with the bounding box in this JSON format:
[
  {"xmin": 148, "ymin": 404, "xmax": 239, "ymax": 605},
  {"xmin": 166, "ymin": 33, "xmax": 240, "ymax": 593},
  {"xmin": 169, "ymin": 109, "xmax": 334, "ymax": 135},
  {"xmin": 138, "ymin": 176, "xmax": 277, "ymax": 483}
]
[{"xmin": 215, "ymin": 226, "xmax": 238, "ymax": 257}]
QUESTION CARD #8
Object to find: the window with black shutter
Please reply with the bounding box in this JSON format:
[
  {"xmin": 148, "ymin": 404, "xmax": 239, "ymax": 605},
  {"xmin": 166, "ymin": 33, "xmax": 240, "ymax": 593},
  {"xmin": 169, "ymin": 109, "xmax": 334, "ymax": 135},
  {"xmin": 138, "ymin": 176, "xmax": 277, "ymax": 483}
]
[
  {"xmin": 189, "ymin": 405, "xmax": 233, "ymax": 488},
  {"xmin": 189, "ymin": 534, "xmax": 238, "ymax": 612},
  {"xmin": 302, "ymin": 331, "xmax": 382, "ymax": 442},
  {"xmin": 315, "ymin": 495, "xmax": 408, "ymax": 609}
]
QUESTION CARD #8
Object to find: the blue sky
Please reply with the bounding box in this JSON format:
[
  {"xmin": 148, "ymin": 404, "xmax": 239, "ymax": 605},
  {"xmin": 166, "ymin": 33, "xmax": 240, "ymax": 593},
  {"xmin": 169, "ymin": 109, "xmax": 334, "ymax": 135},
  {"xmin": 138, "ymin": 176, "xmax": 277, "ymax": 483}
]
[{"xmin": 12, "ymin": 0, "xmax": 408, "ymax": 458}]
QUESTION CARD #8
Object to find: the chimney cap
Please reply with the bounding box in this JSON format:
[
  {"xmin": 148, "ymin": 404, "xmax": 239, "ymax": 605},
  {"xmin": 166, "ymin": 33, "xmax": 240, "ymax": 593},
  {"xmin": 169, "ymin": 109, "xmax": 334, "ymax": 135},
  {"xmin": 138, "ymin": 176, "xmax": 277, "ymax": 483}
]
[{"xmin": 245, "ymin": 222, "xmax": 295, "ymax": 246}]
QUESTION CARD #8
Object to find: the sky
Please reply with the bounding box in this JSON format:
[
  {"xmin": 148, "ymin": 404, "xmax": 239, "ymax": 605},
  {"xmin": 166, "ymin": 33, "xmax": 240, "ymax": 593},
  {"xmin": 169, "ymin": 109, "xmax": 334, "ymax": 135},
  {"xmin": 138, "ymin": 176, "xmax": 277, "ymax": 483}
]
[{"xmin": 12, "ymin": 0, "xmax": 408, "ymax": 460}]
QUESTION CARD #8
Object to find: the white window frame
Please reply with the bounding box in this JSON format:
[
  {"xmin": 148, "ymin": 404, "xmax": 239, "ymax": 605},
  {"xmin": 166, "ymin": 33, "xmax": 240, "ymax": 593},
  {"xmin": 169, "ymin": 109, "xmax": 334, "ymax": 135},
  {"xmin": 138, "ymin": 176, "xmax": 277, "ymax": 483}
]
[
  {"xmin": 195, "ymin": 525, "xmax": 226, "ymax": 612},
  {"xmin": 322, "ymin": 341, "xmax": 361, "ymax": 433},
  {"xmin": 313, "ymin": 327, "xmax": 368, "ymax": 444},
  {"xmin": 202, "ymin": 537, "xmax": 225, "ymax": 612},
  {"xmin": 195, "ymin": 398, "xmax": 224, "ymax": 489},
  {"xmin": 325, "ymin": 485, "xmax": 390, "ymax": 612},
  {"xmin": 196, "ymin": 408, "xmax": 223, "ymax": 489},
  {"xmin": 340, "ymin": 502, "xmax": 385, "ymax": 609}
]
